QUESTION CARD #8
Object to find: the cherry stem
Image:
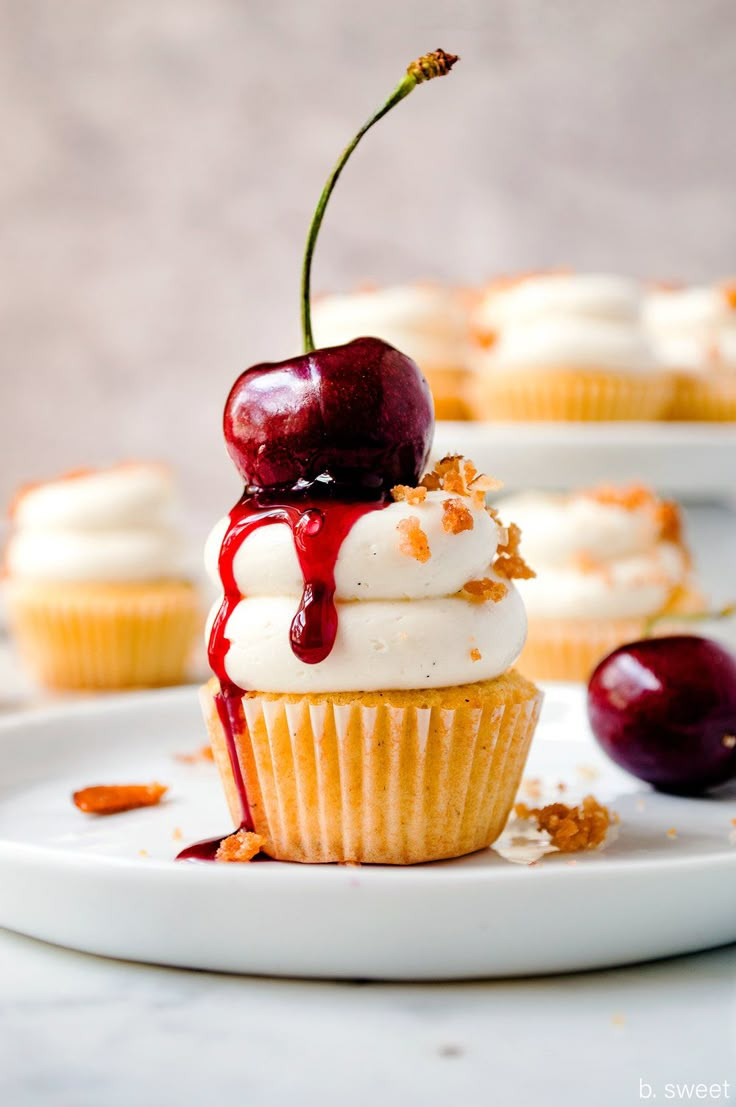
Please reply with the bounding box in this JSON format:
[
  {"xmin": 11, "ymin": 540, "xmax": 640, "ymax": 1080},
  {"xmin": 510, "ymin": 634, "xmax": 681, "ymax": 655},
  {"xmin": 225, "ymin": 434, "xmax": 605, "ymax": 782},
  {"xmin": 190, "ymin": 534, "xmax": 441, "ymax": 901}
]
[
  {"xmin": 300, "ymin": 49, "xmax": 459, "ymax": 353},
  {"xmin": 642, "ymin": 603, "xmax": 736, "ymax": 638}
]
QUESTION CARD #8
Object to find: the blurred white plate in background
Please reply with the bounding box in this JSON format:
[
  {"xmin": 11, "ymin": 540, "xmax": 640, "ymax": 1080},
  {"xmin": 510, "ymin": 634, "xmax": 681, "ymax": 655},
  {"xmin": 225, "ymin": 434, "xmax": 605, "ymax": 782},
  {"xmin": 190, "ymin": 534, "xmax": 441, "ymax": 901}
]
[
  {"xmin": 434, "ymin": 422, "xmax": 736, "ymax": 499},
  {"xmin": 0, "ymin": 685, "xmax": 734, "ymax": 980}
]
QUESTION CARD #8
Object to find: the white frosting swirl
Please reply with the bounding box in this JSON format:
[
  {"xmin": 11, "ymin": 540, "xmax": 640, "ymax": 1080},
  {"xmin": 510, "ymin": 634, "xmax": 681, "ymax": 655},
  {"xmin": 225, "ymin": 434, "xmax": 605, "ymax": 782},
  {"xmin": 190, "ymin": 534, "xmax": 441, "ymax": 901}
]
[
  {"xmin": 6, "ymin": 464, "xmax": 189, "ymax": 583},
  {"xmin": 477, "ymin": 274, "xmax": 642, "ymax": 331},
  {"xmin": 205, "ymin": 490, "xmax": 528, "ymax": 693},
  {"xmin": 644, "ymin": 286, "xmax": 736, "ymax": 372},
  {"xmin": 497, "ymin": 490, "xmax": 691, "ymax": 620},
  {"xmin": 475, "ymin": 275, "xmax": 655, "ymax": 375},
  {"xmin": 312, "ymin": 286, "xmax": 470, "ymax": 372}
]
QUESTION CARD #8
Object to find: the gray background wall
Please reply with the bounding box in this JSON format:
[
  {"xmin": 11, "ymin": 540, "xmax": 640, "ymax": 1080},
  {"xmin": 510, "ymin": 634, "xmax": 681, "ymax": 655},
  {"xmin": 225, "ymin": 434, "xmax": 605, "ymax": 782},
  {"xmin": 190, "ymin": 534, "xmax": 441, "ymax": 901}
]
[{"xmin": 1, "ymin": 0, "xmax": 735, "ymax": 536}]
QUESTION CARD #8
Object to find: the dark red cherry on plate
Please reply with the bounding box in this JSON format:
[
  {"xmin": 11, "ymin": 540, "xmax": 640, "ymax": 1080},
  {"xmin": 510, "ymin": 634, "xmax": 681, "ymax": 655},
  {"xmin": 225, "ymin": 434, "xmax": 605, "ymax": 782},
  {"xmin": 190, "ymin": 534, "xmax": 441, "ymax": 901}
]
[
  {"xmin": 587, "ymin": 635, "xmax": 736, "ymax": 795},
  {"xmin": 224, "ymin": 337, "xmax": 433, "ymax": 494}
]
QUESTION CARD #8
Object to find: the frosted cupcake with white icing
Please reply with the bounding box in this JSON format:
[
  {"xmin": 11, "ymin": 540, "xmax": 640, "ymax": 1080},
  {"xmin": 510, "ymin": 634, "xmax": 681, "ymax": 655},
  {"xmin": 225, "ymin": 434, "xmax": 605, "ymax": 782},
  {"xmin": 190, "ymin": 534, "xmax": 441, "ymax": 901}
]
[
  {"xmin": 202, "ymin": 456, "xmax": 542, "ymax": 864},
  {"xmin": 5, "ymin": 464, "xmax": 201, "ymax": 690},
  {"xmin": 497, "ymin": 485, "xmax": 703, "ymax": 681},
  {"xmin": 196, "ymin": 49, "xmax": 542, "ymax": 866},
  {"xmin": 643, "ymin": 283, "xmax": 736, "ymax": 420},
  {"xmin": 313, "ymin": 285, "xmax": 473, "ymax": 420},
  {"xmin": 471, "ymin": 274, "xmax": 672, "ymax": 421}
]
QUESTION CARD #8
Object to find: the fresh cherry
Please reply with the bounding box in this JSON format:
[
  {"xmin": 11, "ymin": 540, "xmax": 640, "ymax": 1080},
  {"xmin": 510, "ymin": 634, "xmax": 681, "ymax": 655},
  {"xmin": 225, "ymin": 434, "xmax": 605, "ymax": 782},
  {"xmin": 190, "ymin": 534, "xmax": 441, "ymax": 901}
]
[
  {"xmin": 587, "ymin": 635, "xmax": 736, "ymax": 795},
  {"xmin": 222, "ymin": 49, "xmax": 458, "ymax": 496},
  {"xmin": 224, "ymin": 337, "xmax": 433, "ymax": 494}
]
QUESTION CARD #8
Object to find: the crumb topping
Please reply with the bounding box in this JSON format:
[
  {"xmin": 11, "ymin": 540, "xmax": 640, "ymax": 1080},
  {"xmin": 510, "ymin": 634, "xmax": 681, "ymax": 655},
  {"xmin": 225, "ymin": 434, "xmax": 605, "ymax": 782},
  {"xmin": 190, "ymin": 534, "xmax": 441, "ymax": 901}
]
[
  {"xmin": 722, "ymin": 282, "xmax": 736, "ymax": 311},
  {"xmin": 513, "ymin": 794, "xmax": 613, "ymax": 853},
  {"xmin": 461, "ymin": 577, "xmax": 508, "ymax": 603},
  {"xmin": 495, "ymin": 522, "xmax": 535, "ymax": 581},
  {"xmin": 393, "ymin": 456, "xmax": 536, "ymax": 583},
  {"xmin": 585, "ymin": 484, "xmax": 684, "ymax": 548},
  {"xmin": 72, "ymin": 782, "xmax": 168, "ymax": 816},
  {"xmin": 420, "ymin": 454, "xmax": 502, "ymax": 508},
  {"xmin": 442, "ymin": 497, "xmax": 474, "ymax": 534},
  {"xmin": 470, "ymin": 647, "xmax": 482, "ymax": 662},
  {"xmin": 397, "ymin": 516, "xmax": 431, "ymax": 563},
  {"xmin": 391, "ymin": 484, "xmax": 428, "ymax": 506},
  {"xmin": 215, "ymin": 830, "xmax": 265, "ymax": 863},
  {"xmin": 175, "ymin": 744, "xmax": 215, "ymax": 764}
]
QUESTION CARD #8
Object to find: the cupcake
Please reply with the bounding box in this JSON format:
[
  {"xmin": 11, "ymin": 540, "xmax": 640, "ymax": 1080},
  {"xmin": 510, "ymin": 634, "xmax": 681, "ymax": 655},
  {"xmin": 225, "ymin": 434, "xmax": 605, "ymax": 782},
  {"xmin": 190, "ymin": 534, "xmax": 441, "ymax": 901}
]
[
  {"xmin": 195, "ymin": 49, "xmax": 541, "ymax": 865},
  {"xmin": 471, "ymin": 274, "xmax": 672, "ymax": 421},
  {"xmin": 5, "ymin": 463, "xmax": 201, "ymax": 690},
  {"xmin": 203, "ymin": 452, "xmax": 541, "ymax": 864},
  {"xmin": 312, "ymin": 285, "xmax": 473, "ymax": 420},
  {"xmin": 643, "ymin": 283, "xmax": 736, "ymax": 421},
  {"xmin": 497, "ymin": 485, "xmax": 703, "ymax": 682}
]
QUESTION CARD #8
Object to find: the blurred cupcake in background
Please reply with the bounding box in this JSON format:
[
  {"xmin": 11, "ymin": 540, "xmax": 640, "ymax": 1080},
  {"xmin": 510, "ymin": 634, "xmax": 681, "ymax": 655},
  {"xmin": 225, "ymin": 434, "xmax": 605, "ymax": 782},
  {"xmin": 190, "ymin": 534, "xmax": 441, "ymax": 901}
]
[
  {"xmin": 312, "ymin": 284, "xmax": 473, "ymax": 420},
  {"xmin": 470, "ymin": 273, "xmax": 671, "ymax": 421},
  {"xmin": 643, "ymin": 282, "xmax": 736, "ymax": 420},
  {"xmin": 496, "ymin": 484, "xmax": 703, "ymax": 681},
  {"xmin": 5, "ymin": 463, "xmax": 201, "ymax": 691}
]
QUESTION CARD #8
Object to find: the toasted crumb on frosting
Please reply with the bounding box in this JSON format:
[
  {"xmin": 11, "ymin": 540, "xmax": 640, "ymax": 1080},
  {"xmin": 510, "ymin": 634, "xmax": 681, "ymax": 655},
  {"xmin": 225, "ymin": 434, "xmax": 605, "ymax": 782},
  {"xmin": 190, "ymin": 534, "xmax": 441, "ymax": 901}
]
[
  {"xmin": 397, "ymin": 516, "xmax": 431, "ymax": 563},
  {"xmin": 442, "ymin": 497, "xmax": 474, "ymax": 534},
  {"xmin": 585, "ymin": 483, "xmax": 684, "ymax": 548},
  {"xmin": 514, "ymin": 794, "xmax": 613, "ymax": 853},
  {"xmin": 215, "ymin": 830, "xmax": 265, "ymax": 863},
  {"xmin": 495, "ymin": 522, "xmax": 535, "ymax": 581},
  {"xmin": 420, "ymin": 454, "xmax": 502, "ymax": 507},
  {"xmin": 462, "ymin": 577, "xmax": 508, "ymax": 603},
  {"xmin": 391, "ymin": 484, "xmax": 428, "ymax": 506},
  {"xmin": 470, "ymin": 647, "xmax": 482, "ymax": 662}
]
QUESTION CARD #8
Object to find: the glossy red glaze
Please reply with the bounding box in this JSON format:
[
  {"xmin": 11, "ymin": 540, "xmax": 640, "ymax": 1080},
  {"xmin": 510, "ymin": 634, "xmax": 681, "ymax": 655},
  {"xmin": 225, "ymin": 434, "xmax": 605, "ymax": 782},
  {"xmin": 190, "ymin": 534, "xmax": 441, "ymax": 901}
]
[
  {"xmin": 587, "ymin": 635, "xmax": 736, "ymax": 795},
  {"xmin": 223, "ymin": 337, "xmax": 434, "ymax": 494},
  {"xmin": 183, "ymin": 490, "xmax": 388, "ymax": 859}
]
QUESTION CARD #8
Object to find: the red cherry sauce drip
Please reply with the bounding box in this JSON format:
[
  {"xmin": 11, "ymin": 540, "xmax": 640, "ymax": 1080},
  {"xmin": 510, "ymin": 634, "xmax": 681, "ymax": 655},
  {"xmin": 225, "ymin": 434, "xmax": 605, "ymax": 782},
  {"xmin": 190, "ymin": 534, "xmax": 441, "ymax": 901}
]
[{"xmin": 177, "ymin": 491, "xmax": 386, "ymax": 862}]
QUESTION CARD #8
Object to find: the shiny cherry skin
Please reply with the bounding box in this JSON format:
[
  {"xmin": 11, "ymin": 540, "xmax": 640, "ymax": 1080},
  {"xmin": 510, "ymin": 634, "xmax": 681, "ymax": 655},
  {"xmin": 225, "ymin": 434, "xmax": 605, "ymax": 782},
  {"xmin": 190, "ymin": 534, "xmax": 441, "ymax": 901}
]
[
  {"xmin": 224, "ymin": 337, "xmax": 434, "ymax": 495},
  {"xmin": 587, "ymin": 635, "xmax": 736, "ymax": 795}
]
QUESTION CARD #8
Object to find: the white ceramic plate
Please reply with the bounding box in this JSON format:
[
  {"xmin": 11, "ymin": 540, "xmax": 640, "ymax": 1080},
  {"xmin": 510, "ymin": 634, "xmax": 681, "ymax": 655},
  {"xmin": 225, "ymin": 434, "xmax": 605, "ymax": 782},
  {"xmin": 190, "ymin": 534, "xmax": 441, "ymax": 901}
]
[
  {"xmin": 0, "ymin": 685, "xmax": 734, "ymax": 980},
  {"xmin": 433, "ymin": 421, "xmax": 736, "ymax": 498}
]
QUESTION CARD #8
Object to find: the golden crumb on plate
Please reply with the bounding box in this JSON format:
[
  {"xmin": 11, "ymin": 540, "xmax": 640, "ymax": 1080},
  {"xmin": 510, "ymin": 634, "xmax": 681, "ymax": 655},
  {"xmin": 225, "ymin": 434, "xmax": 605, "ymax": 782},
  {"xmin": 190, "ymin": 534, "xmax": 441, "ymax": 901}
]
[
  {"xmin": 215, "ymin": 830, "xmax": 265, "ymax": 863},
  {"xmin": 513, "ymin": 794, "xmax": 613, "ymax": 853},
  {"xmin": 72, "ymin": 782, "xmax": 168, "ymax": 816}
]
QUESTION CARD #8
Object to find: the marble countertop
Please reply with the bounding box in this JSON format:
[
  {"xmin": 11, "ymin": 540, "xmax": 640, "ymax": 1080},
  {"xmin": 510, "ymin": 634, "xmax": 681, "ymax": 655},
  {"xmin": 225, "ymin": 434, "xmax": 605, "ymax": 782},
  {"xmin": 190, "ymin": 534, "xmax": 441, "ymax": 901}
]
[
  {"xmin": 0, "ymin": 929, "xmax": 734, "ymax": 1107},
  {"xmin": 2, "ymin": 502, "xmax": 736, "ymax": 1105}
]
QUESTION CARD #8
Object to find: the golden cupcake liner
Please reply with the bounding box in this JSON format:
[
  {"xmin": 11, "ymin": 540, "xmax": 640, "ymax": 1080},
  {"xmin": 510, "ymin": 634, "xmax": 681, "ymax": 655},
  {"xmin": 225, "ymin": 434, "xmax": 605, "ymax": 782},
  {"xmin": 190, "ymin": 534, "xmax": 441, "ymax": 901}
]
[
  {"xmin": 667, "ymin": 372, "xmax": 736, "ymax": 421},
  {"xmin": 6, "ymin": 579, "xmax": 201, "ymax": 691},
  {"xmin": 518, "ymin": 589, "xmax": 707, "ymax": 682},
  {"xmin": 201, "ymin": 671, "xmax": 542, "ymax": 865},
  {"xmin": 423, "ymin": 365, "xmax": 474, "ymax": 421},
  {"xmin": 470, "ymin": 368, "xmax": 673, "ymax": 422}
]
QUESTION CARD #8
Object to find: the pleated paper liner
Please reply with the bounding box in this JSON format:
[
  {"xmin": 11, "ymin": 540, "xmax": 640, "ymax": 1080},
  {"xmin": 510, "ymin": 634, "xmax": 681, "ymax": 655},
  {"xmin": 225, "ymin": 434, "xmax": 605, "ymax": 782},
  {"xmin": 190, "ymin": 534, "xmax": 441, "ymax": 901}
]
[
  {"xmin": 517, "ymin": 588, "xmax": 707, "ymax": 683},
  {"xmin": 6, "ymin": 579, "xmax": 201, "ymax": 691},
  {"xmin": 202, "ymin": 671, "xmax": 543, "ymax": 865},
  {"xmin": 422, "ymin": 365, "xmax": 474, "ymax": 421},
  {"xmin": 667, "ymin": 372, "xmax": 736, "ymax": 421},
  {"xmin": 471, "ymin": 368, "xmax": 673, "ymax": 421}
]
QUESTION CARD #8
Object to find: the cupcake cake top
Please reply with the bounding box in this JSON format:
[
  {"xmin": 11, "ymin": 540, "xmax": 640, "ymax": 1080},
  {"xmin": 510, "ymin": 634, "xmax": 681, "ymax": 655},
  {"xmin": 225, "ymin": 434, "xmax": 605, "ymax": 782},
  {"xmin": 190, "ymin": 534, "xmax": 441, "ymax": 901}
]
[
  {"xmin": 497, "ymin": 485, "xmax": 693, "ymax": 620},
  {"xmin": 474, "ymin": 273, "xmax": 655, "ymax": 374},
  {"xmin": 312, "ymin": 285, "xmax": 470, "ymax": 373},
  {"xmin": 206, "ymin": 456, "xmax": 532, "ymax": 693},
  {"xmin": 643, "ymin": 282, "xmax": 736, "ymax": 371},
  {"xmin": 6, "ymin": 463, "xmax": 190, "ymax": 583}
]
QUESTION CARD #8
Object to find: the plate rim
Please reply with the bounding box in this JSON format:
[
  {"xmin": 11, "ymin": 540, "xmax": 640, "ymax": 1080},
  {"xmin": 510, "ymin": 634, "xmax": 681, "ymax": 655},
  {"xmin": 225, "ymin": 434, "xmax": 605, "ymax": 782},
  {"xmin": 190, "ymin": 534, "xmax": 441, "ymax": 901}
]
[{"xmin": 0, "ymin": 684, "xmax": 734, "ymax": 886}]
